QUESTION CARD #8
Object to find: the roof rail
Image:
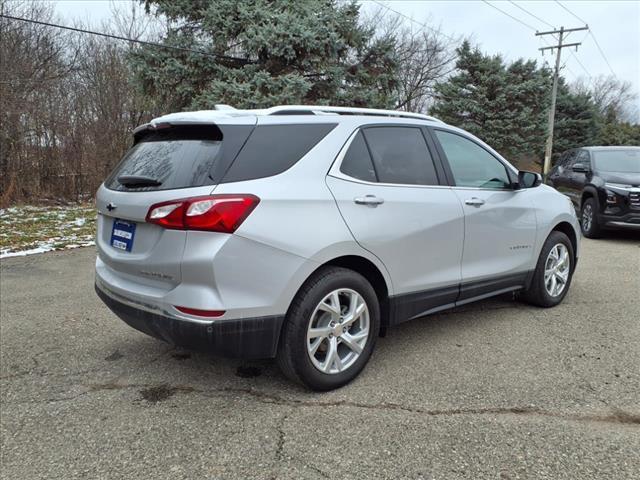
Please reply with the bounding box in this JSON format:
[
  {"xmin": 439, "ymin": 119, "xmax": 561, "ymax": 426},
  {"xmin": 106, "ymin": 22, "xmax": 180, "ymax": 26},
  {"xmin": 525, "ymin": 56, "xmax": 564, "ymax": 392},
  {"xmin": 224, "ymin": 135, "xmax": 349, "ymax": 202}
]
[{"xmin": 262, "ymin": 105, "xmax": 443, "ymax": 123}]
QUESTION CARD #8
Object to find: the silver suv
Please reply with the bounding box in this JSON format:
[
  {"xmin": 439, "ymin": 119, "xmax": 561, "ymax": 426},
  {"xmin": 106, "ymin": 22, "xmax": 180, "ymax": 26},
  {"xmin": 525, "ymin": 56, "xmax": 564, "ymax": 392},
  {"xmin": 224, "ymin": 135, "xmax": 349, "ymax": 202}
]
[{"xmin": 95, "ymin": 105, "xmax": 580, "ymax": 390}]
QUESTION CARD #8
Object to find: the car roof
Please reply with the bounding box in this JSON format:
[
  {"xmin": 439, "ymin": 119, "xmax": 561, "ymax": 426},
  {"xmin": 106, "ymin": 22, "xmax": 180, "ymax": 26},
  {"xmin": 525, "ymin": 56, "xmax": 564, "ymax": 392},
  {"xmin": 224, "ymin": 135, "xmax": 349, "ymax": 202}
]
[
  {"xmin": 143, "ymin": 105, "xmax": 445, "ymax": 130},
  {"xmin": 581, "ymin": 146, "xmax": 640, "ymax": 151}
]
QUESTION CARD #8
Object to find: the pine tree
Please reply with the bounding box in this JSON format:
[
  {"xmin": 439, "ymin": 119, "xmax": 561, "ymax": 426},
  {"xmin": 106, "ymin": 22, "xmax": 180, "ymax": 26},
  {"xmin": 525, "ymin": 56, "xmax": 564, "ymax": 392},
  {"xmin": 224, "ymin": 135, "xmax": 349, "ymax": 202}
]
[
  {"xmin": 133, "ymin": 0, "xmax": 398, "ymax": 110},
  {"xmin": 431, "ymin": 41, "xmax": 550, "ymax": 162},
  {"xmin": 552, "ymin": 80, "xmax": 599, "ymax": 156}
]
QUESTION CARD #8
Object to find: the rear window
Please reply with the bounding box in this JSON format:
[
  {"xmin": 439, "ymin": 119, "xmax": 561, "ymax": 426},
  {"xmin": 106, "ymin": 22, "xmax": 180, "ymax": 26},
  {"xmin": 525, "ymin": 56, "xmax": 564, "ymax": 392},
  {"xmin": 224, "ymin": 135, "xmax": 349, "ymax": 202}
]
[
  {"xmin": 362, "ymin": 127, "xmax": 439, "ymax": 185},
  {"xmin": 105, "ymin": 125, "xmax": 253, "ymax": 191},
  {"xmin": 220, "ymin": 123, "xmax": 336, "ymax": 183}
]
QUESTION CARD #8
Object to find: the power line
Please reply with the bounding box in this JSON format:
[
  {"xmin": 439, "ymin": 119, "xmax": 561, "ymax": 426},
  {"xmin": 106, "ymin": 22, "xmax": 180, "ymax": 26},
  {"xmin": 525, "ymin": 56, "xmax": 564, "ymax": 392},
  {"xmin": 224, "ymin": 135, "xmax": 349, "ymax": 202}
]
[
  {"xmin": 552, "ymin": 1, "xmax": 616, "ymax": 77},
  {"xmin": 536, "ymin": 26, "xmax": 588, "ymax": 175},
  {"xmin": 482, "ymin": 0, "xmax": 588, "ymax": 84},
  {"xmin": 508, "ymin": 1, "xmax": 555, "ymax": 30},
  {"xmin": 485, "ymin": 2, "xmax": 591, "ymax": 83},
  {"xmin": 587, "ymin": 32, "xmax": 616, "ymax": 77},
  {"xmin": 554, "ymin": 0, "xmax": 588, "ymax": 26},
  {"xmin": 0, "ymin": 14, "xmax": 252, "ymax": 64},
  {"xmin": 480, "ymin": 0, "xmax": 537, "ymax": 32},
  {"xmin": 569, "ymin": 50, "xmax": 591, "ymax": 79},
  {"xmin": 371, "ymin": 0, "xmax": 459, "ymax": 43}
]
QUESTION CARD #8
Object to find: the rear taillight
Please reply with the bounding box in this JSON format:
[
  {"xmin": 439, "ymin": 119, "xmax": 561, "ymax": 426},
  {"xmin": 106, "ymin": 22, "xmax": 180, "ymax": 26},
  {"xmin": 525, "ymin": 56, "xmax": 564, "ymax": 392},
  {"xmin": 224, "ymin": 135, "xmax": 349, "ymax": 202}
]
[{"xmin": 146, "ymin": 195, "xmax": 259, "ymax": 233}]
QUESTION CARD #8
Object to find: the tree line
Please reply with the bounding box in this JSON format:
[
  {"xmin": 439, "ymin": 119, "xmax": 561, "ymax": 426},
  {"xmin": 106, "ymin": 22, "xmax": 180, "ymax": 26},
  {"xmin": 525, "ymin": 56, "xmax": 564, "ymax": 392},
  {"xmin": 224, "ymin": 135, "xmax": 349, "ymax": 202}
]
[{"xmin": 1, "ymin": 0, "xmax": 637, "ymax": 206}]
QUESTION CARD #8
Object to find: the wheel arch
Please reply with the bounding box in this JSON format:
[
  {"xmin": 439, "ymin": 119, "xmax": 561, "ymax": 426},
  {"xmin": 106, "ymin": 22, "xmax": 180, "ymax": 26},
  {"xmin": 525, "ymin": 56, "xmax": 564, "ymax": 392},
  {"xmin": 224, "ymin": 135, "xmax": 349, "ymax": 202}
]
[
  {"xmin": 304, "ymin": 255, "xmax": 392, "ymax": 326},
  {"xmin": 551, "ymin": 221, "xmax": 579, "ymax": 268},
  {"xmin": 580, "ymin": 185, "xmax": 599, "ymax": 208}
]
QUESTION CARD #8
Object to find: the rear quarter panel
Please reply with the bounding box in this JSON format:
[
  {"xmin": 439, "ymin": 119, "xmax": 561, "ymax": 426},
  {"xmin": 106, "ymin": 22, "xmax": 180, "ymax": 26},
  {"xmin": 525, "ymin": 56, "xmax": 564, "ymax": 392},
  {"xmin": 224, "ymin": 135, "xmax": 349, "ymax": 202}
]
[{"xmin": 211, "ymin": 119, "xmax": 394, "ymax": 315}]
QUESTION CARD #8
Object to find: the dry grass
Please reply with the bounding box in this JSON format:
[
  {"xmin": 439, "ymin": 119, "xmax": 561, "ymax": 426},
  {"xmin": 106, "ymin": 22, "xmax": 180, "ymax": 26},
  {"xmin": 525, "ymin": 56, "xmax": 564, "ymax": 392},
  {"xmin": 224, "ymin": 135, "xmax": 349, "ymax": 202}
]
[{"xmin": 0, "ymin": 204, "xmax": 96, "ymax": 257}]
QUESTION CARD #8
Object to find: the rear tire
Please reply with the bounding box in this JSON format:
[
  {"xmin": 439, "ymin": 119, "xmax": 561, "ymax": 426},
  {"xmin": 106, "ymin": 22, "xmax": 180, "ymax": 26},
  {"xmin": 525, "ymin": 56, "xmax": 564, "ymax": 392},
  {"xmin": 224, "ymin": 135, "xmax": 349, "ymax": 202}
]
[
  {"xmin": 276, "ymin": 267, "xmax": 380, "ymax": 391},
  {"xmin": 522, "ymin": 231, "xmax": 574, "ymax": 308},
  {"xmin": 581, "ymin": 197, "xmax": 602, "ymax": 238}
]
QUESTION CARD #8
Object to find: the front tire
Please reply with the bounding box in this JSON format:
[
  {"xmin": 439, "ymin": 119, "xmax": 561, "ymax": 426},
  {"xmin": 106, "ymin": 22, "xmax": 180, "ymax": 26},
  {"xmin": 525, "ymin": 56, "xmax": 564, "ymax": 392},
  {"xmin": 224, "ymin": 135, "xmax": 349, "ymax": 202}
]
[
  {"xmin": 276, "ymin": 267, "xmax": 380, "ymax": 391},
  {"xmin": 522, "ymin": 231, "xmax": 575, "ymax": 308},
  {"xmin": 581, "ymin": 197, "xmax": 602, "ymax": 238}
]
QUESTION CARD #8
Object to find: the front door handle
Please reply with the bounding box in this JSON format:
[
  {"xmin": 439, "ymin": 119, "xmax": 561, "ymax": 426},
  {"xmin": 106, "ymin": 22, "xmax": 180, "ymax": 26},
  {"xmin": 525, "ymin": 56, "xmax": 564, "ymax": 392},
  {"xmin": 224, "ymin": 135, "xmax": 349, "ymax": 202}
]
[
  {"xmin": 464, "ymin": 197, "xmax": 485, "ymax": 207},
  {"xmin": 354, "ymin": 195, "xmax": 384, "ymax": 206}
]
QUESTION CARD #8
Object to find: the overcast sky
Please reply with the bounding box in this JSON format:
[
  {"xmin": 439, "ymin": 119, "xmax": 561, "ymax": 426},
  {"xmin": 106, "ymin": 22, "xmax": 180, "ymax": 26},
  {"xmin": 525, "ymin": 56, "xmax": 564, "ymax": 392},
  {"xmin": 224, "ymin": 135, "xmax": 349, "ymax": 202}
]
[{"xmin": 52, "ymin": 0, "xmax": 640, "ymax": 97}]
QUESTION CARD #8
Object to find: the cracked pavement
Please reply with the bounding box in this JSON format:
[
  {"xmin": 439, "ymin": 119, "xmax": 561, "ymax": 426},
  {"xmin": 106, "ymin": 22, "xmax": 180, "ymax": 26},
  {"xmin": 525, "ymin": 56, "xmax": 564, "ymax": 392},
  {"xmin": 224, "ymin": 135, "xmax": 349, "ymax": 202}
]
[{"xmin": 1, "ymin": 233, "xmax": 639, "ymax": 479}]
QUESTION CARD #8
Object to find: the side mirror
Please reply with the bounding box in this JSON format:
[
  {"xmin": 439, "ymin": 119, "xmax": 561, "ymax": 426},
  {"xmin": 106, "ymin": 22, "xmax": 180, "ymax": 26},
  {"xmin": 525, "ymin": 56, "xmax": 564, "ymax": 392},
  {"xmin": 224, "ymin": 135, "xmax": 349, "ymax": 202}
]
[
  {"xmin": 518, "ymin": 170, "xmax": 542, "ymax": 189},
  {"xmin": 572, "ymin": 163, "xmax": 590, "ymax": 173}
]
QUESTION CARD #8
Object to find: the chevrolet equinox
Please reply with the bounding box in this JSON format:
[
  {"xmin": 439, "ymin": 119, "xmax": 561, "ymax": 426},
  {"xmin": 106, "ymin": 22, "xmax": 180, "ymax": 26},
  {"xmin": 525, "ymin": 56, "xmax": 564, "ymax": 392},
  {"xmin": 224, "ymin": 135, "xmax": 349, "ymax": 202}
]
[{"xmin": 95, "ymin": 105, "xmax": 581, "ymax": 390}]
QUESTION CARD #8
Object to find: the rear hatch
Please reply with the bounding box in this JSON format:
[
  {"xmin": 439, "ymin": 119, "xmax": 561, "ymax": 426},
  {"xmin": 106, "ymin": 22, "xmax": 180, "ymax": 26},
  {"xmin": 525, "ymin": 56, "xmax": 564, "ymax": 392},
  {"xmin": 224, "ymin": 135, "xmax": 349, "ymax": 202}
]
[{"xmin": 96, "ymin": 116, "xmax": 256, "ymax": 288}]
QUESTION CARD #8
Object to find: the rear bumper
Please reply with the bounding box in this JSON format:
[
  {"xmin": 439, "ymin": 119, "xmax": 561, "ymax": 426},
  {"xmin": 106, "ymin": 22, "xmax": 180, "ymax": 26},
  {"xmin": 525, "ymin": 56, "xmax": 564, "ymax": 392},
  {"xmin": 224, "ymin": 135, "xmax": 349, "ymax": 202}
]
[{"xmin": 96, "ymin": 283, "xmax": 284, "ymax": 359}]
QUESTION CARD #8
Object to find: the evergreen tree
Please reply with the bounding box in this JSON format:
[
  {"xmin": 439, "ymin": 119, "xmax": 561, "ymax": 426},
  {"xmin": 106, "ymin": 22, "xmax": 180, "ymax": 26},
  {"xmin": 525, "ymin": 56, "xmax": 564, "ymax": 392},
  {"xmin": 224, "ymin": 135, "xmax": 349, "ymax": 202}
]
[
  {"xmin": 133, "ymin": 0, "xmax": 398, "ymax": 110},
  {"xmin": 552, "ymin": 80, "xmax": 599, "ymax": 156},
  {"xmin": 596, "ymin": 110, "xmax": 640, "ymax": 146},
  {"xmin": 430, "ymin": 41, "xmax": 549, "ymax": 161}
]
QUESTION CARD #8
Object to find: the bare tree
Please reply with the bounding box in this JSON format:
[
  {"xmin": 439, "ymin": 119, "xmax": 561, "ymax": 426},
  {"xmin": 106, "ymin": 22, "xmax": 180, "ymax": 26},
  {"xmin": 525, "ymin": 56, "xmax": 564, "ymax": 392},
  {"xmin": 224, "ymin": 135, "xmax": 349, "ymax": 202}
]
[
  {"xmin": 364, "ymin": 6, "xmax": 461, "ymax": 114},
  {"xmin": 0, "ymin": 0, "xmax": 462, "ymax": 206},
  {"xmin": 573, "ymin": 75, "xmax": 639, "ymax": 123},
  {"xmin": 0, "ymin": 1, "xmax": 79, "ymax": 203},
  {"xmin": 0, "ymin": 0, "xmax": 160, "ymax": 205}
]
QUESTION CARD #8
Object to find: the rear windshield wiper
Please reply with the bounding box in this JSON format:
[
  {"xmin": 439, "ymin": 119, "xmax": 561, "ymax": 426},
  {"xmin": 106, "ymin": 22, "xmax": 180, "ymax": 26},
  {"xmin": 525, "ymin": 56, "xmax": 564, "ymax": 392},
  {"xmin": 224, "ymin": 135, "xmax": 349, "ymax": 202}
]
[{"xmin": 117, "ymin": 175, "xmax": 163, "ymax": 188}]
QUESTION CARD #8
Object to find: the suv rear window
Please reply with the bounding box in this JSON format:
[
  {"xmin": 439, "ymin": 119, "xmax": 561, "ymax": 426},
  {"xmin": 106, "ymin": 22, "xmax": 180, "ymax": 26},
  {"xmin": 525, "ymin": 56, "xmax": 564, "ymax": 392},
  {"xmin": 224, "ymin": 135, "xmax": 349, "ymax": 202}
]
[
  {"xmin": 105, "ymin": 124, "xmax": 252, "ymax": 191},
  {"xmin": 221, "ymin": 123, "xmax": 336, "ymax": 183}
]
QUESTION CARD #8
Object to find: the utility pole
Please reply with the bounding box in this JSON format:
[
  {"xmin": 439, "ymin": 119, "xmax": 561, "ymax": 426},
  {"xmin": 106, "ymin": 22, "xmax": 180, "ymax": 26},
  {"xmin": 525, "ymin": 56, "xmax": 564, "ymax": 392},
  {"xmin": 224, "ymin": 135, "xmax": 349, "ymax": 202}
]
[{"xmin": 536, "ymin": 25, "xmax": 588, "ymax": 176}]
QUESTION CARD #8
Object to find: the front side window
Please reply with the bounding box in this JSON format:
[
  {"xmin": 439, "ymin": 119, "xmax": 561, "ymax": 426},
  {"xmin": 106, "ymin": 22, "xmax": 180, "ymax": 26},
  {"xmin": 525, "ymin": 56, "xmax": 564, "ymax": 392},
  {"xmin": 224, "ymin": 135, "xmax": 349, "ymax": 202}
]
[
  {"xmin": 567, "ymin": 150, "xmax": 580, "ymax": 169},
  {"xmin": 434, "ymin": 130, "xmax": 511, "ymax": 189},
  {"xmin": 362, "ymin": 127, "xmax": 439, "ymax": 185},
  {"xmin": 574, "ymin": 150, "xmax": 591, "ymax": 167}
]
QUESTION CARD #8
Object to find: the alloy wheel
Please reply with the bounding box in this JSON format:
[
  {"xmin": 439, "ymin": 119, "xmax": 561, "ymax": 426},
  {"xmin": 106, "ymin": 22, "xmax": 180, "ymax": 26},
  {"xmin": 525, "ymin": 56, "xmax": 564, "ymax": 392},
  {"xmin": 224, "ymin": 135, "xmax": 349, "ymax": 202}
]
[
  {"xmin": 306, "ymin": 288, "xmax": 370, "ymax": 374},
  {"xmin": 544, "ymin": 243, "xmax": 571, "ymax": 297},
  {"xmin": 582, "ymin": 204, "xmax": 593, "ymax": 232}
]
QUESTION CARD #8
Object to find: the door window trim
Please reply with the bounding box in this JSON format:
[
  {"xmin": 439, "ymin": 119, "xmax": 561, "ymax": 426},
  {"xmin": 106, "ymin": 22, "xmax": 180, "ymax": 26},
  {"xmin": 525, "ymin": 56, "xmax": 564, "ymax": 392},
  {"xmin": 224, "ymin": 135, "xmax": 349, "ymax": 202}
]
[
  {"xmin": 328, "ymin": 124, "xmax": 449, "ymax": 189},
  {"xmin": 428, "ymin": 127, "xmax": 519, "ymax": 190}
]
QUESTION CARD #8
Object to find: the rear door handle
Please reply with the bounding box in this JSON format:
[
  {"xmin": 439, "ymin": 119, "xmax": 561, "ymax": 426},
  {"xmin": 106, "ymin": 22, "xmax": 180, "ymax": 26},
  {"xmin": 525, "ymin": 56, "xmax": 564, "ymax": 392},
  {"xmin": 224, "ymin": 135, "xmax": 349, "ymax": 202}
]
[
  {"xmin": 354, "ymin": 195, "xmax": 384, "ymax": 206},
  {"xmin": 464, "ymin": 197, "xmax": 485, "ymax": 207}
]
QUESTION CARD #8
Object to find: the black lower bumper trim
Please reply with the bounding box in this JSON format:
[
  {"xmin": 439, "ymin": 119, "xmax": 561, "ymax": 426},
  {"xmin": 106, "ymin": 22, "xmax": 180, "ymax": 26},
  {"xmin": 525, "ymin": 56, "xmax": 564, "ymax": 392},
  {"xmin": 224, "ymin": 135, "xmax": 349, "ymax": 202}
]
[
  {"xmin": 598, "ymin": 212, "xmax": 640, "ymax": 229},
  {"xmin": 96, "ymin": 284, "xmax": 284, "ymax": 359}
]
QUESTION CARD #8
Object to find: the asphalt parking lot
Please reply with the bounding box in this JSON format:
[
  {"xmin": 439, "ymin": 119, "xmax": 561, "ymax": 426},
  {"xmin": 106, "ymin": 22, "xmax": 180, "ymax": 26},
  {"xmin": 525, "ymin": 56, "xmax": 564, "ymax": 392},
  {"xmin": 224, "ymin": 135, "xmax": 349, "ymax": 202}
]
[{"xmin": 1, "ymin": 233, "xmax": 639, "ymax": 479}]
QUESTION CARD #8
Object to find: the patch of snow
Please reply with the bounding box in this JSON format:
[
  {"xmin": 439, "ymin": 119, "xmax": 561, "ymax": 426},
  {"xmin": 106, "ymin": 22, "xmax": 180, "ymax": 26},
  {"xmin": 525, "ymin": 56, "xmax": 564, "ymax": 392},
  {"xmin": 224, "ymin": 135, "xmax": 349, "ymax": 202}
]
[
  {"xmin": 1, "ymin": 245, "xmax": 55, "ymax": 258},
  {"xmin": 1, "ymin": 241, "xmax": 95, "ymax": 259}
]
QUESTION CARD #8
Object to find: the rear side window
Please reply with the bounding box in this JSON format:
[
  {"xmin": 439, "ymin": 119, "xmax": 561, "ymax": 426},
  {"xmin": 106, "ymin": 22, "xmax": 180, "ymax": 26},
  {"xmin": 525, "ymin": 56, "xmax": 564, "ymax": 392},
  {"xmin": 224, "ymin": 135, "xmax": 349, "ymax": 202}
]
[
  {"xmin": 105, "ymin": 125, "xmax": 252, "ymax": 191},
  {"xmin": 362, "ymin": 127, "xmax": 439, "ymax": 185},
  {"xmin": 340, "ymin": 132, "xmax": 377, "ymax": 182},
  {"xmin": 221, "ymin": 124, "xmax": 336, "ymax": 183}
]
